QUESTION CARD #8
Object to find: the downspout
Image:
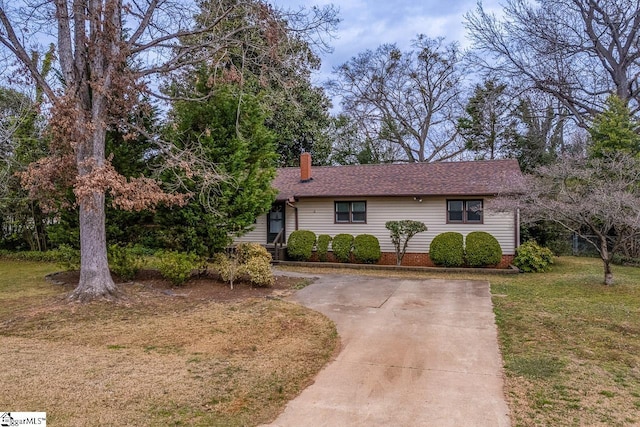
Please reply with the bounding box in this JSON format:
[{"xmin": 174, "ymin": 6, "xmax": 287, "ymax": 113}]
[
  {"xmin": 515, "ymin": 208, "xmax": 521, "ymax": 249},
  {"xmin": 287, "ymin": 198, "xmax": 298, "ymax": 231}
]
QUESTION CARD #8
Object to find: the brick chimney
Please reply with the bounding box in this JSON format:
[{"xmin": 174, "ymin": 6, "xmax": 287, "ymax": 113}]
[{"xmin": 300, "ymin": 152, "xmax": 312, "ymax": 182}]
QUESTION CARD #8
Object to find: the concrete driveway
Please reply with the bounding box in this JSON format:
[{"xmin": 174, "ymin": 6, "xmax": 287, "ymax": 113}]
[{"xmin": 264, "ymin": 273, "xmax": 511, "ymax": 427}]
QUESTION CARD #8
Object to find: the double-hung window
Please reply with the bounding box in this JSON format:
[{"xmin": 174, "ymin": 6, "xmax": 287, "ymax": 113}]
[
  {"xmin": 447, "ymin": 199, "xmax": 483, "ymax": 224},
  {"xmin": 335, "ymin": 201, "xmax": 366, "ymax": 224}
]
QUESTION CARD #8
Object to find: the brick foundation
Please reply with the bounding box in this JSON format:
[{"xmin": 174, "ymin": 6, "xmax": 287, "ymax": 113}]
[{"xmin": 305, "ymin": 251, "xmax": 514, "ymax": 269}]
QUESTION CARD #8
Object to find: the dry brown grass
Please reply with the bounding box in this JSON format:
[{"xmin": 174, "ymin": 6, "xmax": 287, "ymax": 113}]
[{"xmin": 0, "ymin": 261, "xmax": 337, "ymax": 426}]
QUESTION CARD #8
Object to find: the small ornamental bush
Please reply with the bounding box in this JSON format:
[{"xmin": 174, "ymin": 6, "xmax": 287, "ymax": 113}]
[
  {"xmin": 513, "ymin": 240, "xmax": 554, "ymax": 272},
  {"xmin": 353, "ymin": 234, "xmax": 381, "ymax": 264},
  {"xmin": 429, "ymin": 232, "xmax": 464, "ymax": 267},
  {"xmin": 287, "ymin": 230, "xmax": 316, "ymax": 261},
  {"xmin": 157, "ymin": 250, "xmax": 199, "ymax": 285},
  {"xmin": 332, "ymin": 234, "xmax": 354, "ymax": 262},
  {"xmin": 465, "ymin": 232, "xmax": 503, "ymax": 267},
  {"xmin": 212, "ymin": 252, "xmax": 243, "ymax": 290},
  {"xmin": 236, "ymin": 242, "xmax": 273, "ymax": 287},
  {"xmin": 243, "ymin": 257, "xmax": 274, "ymax": 287},
  {"xmin": 385, "ymin": 220, "xmax": 428, "ymax": 265},
  {"xmin": 237, "ymin": 242, "xmax": 271, "ymax": 264},
  {"xmin": 108, "ymin": 244, "xmax": 143, "ymax": 281},
  {"xmin": 316, "ymin": 234, "xmax": 332, "ymax": 261},
  {"xmin": 213, "ymin": 243, "xmax": 274, "ymax": 289}
]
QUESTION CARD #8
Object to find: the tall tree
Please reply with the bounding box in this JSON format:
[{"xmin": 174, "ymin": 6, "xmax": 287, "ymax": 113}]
[
  {"xmin": 466, "ymin": 0, "xmax": 640, "ymax": 127},
  {"xmin": 458, "ymin": 80, "xmax": 518, "ymax": 160},
  {"xmin": 0, "ymin": 0, "xmax": 337, "ymax": 301},
  {"xmin": 512, "ymin": 96, "xmax": 566, "ymax": 172},
  {"xmin": 185, "ymin": 0, "xmax": 337, "ymax": 167},
  {"xmin": 160, "ymin": 77, "xmax": 277, "ymax": 255},
  {"xmin": 327, "ymin": 114, "xmax": 399, "ymax": 165},
  {"xmin": 329, "ymin": 35, "xmax": 466, "ymax": 163}
]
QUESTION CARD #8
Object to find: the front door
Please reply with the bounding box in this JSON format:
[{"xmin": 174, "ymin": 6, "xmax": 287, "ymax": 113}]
[{"xmin": 267, "ymin": 203, "xmax": 285, "ymax": 243}]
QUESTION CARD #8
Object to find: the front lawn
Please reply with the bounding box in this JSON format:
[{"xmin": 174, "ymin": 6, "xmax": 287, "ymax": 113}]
[
  {"xmin": 0, "ymin": 260, "xmax": 337, "ymax": 426},
  {"xmin": 277, "ymin": 257, "xmax": 640, "ymax": 426},
  {"xmin": 490, "ymin": 257, "xmax": 640, "ymax": 426}
]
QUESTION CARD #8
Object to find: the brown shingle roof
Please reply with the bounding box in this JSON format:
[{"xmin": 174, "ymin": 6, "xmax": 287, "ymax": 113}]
[{"xmin": 273, "ymin": 159, "xmax": 522, "ymax": 201}]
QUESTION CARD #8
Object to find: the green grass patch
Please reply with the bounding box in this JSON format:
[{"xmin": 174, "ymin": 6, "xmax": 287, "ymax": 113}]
[{"xmin": 489, "ymin": 257, "xmax": 640, "ymax": 426}]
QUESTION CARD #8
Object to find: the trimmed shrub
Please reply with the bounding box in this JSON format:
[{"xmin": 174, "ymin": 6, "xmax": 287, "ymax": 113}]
[
  {"xmin": 429, "ymin": 232, "xmax": 464, "ymax": 267},
  {"xmin": 287, "ymin": 230, "xmax": 316, "ymax": 261},
  {"xmin": 156, "ymin": 250, "xmax": 199, "ymax": 285},
  {"xmin": 465, "ymin": 231, "xmax": 503, "ymax": 267},
  {"xmin": 332, "ymin": 234, "xmax": 354, "ymax": 262},
  {"xmin": 108, "ymin": 244, "xmax": 143, "ymax": 281},
  {"xmin": 316, "ymin": 234, "xmax": 332, "ymax": 262},
  {"xmin": 353, "ymin": 234, "xmax": 381, "ymax": 264},
  {"xmin": 513, "ymin": 240, "xmax": 554, "ymax": 272},
  {"xmin": 385, "ymin": 220, "xmax": 428, "ymax": 265}
]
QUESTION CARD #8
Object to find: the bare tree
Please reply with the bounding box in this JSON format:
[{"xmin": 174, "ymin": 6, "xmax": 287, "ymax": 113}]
[
  {"xmin": 328, "ymin": 35, "xmax": 466, "ymax": 163},
  {"xmin": 0, "ymin": 0, "xmax": 337, "ymax": 301},
  {"xmin": 466, "ymin": 0, "xmax": 640, "ymax": 127},
  {"xmin": 503, "ymin": 153, "xmax": 640, "ymax": 285}
]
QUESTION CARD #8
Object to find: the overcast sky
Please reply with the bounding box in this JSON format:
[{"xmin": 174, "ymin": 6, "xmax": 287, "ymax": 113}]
[{"xmin": 271, "ymin": 0, "xmax": 502, "ymax": 86}]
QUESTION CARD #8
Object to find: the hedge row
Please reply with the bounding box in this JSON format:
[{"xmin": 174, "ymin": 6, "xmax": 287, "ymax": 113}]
[
  {"xmin": 287, "ymin": 231, "xmax": 381, "ymax": 264},
  {"xmin": 429, "ymin": 231, "xmax": 502, "ymax": 267}
]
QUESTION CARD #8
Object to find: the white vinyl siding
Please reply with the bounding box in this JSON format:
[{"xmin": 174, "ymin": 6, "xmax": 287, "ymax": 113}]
[
  {"xmin": 235, "ymin": 196, "xmax": 517, "ymax": 255},
  {"xmin": 234, "ymin": 214, "xmax": 268, "ymax": 243},
  {"xmin": 285, "ymin": 197, "xmax": 516, "ymax": 255}
]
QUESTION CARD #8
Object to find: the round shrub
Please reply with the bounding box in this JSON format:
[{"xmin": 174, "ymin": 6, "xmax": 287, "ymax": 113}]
[
  {"xmin": 108, "ymin": 244, "xmax": 143, "ymax": 281},
  {"xmin": 236, "ymin": 242, "xmax": 273, "ymax": 287},
  {"xmin": 429, "ymin": 232, "xmax": 464, "ymax": 267},
  {"xmin": 332, "ymin": 234, "xmax": 354, "ymax": 262},
  {"xmin": 513, "ymin": 240, "xmax": 554, "ymax": 272},
  {"xmin": 317, "ymin": 234, "xmax": 332, "ymax": 262},
  {"xmin": 236, "ymin": 242, "xmax": 272, "ymax": 264},
  {"xmin": 156, "ymin": 250, "xmax": 199, "ymax": 285},
  {"xmin": 353, "ymin": 234, "xmax": 381, "ymax": 264},
  {"xmin": 465, "ymin": 231, "xmax": 503, "ymax": 267},
  {"xmin": 287, "ymin": 230, "xmax": 316, "ymax": 261}
]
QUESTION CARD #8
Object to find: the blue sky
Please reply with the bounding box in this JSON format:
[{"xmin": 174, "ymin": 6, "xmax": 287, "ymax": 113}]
[{"xmin": 272, "ymin": 0, "xmax": 502, "ymax": 85}]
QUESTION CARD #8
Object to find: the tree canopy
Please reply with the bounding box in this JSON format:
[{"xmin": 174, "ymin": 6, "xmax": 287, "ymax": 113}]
[
  {"xmin": 328, "ymin": 36, "xmax": 466, "ymax": 163},
  {"xmin": 466, "ymin": 0, "xmax": 640, "ymax": 126},
  {"xmin": 0, "ymin": 0, "xmax": 337, "ymax": 301}
]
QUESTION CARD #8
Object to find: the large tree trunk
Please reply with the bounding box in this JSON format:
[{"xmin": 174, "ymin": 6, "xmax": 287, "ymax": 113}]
[
  {"xmin": 69, "ymin": 191, "xmax": 117, "ymax": 301},
  {"xmin": 69, "ymin": 104, "xmax": 117, "ymax": 301}
]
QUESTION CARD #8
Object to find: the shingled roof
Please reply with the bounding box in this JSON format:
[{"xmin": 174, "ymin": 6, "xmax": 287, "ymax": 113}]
[{"xmin": 273, "ymin": 159, "xmax": 522, "ymax": 201}]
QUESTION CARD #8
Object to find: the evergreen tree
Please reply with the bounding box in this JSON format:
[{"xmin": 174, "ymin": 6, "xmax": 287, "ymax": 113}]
[
  {"xmin": 160, "ymin": 75, "xmax": 277, "ymax": 255},
  {"xmin": 458, "ymin": 80, "xmax": 518, "ymax": 160},
  {"xmin": 589, "ymin": 95, "xmax": 640, "ymax": 158}
]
